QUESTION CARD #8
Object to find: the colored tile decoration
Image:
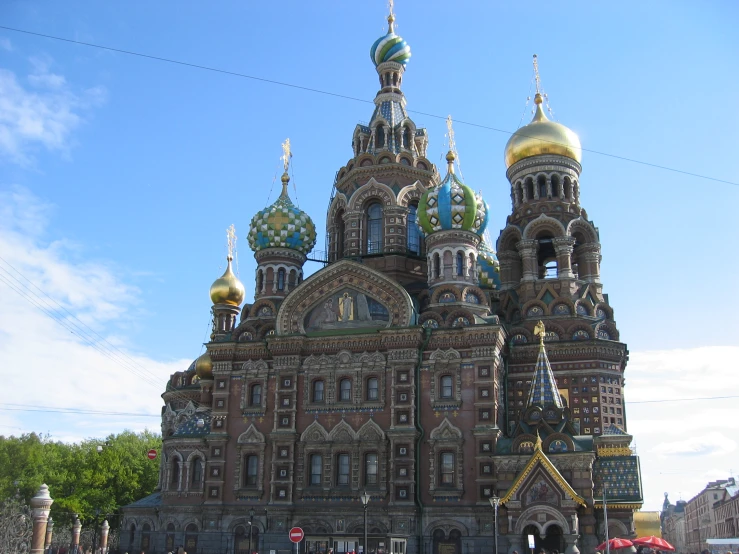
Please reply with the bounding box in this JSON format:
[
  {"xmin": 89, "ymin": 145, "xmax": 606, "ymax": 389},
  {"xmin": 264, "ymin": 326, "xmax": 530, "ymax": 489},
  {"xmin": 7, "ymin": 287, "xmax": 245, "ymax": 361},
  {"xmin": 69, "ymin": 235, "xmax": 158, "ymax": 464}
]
[
  {"xmin": 598, "ymin": 329, "xmax": 611, "ymax": 340},
  {"xmin": 527, "ymin": 305, "xmax": 544, "ymax": 317},
  {"xmin": 478, "ymin": 241, "xmax": 501, "ymax": 290},
  {"xmin": 593, "ymin": 456, "xmax": 643, "ymax": 502},
  {"xmin": 422, "ymin": 318, "xmax": 439, "ymax": 328},
  {"xmin": 248, "ymin": 192, "xmax": 317, "ymax": 255},
  {"xmin": 576, "ymin": 304, "xmax": 589, "ymax": 315},
  {"xmin": 465, "ymin": 292, "xmax": 480, "ymax": 304},
  {"xmin": 526, "ymin": 341, "xmax": 564, "ymax": 409},
  {"xmin": 554, "ymin": 304, "xmax": 571, "ymax": 315},
  {"xmin": 573, "ymin": 329, "xmax": 590, "ymax": 340},
  {"xmin": 452, "ymin": 316, "xmax": 470, "ymax": 327},
  {"xmin": 370, "ymin": 24, "xmax": 411, "ymax": 67},
  {"xmin": 174, "ymin": 411, "xmax": 212, "ymax": 436}
]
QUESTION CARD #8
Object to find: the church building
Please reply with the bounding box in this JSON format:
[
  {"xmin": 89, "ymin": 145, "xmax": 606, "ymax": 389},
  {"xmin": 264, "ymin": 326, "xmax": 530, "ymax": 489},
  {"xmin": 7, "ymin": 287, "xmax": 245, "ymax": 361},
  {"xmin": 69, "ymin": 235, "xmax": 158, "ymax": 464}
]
[{"xmin": 122, "ymin": 9, "xmax": 643, "ymax": 554}]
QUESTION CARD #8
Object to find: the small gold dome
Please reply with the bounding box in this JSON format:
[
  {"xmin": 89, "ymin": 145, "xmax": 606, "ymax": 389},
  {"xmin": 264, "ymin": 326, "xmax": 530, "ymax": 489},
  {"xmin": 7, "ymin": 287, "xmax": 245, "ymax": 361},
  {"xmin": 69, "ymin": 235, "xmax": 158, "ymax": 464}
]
[
  {"xmin": 195, "ymin": 352, "xmax": 213, "ymax": 380},
  {"xmin": 504, "ymin": 93, "xmax": 582, "ymax": 168},
  {"xmin": 209, "ymin": 256, "xmax": 245, "ymax": 306}
]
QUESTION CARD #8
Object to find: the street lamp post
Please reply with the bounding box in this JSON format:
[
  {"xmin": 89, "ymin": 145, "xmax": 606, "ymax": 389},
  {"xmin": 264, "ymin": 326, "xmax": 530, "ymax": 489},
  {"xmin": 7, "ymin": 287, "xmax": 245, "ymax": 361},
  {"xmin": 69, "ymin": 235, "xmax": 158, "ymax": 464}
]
[
  {"xmin": 249, "ymin": 507, "xmax": 256, "ymax": 554},
  {"xmin": 361, "ymin": 492, "xmax": 371, "ymax": 554},
  {"xmin": 490, "ymin": 496, "xmax": 500, "ymax": 554}
]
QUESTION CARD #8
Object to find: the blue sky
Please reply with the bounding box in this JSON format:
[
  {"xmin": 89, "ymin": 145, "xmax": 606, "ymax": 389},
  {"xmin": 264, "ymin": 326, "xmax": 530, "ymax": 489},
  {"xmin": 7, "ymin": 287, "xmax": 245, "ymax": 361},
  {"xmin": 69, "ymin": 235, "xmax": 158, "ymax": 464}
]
[{"xmin": 0, "ymin": 1, "xmax": 737, "ymax": 511}]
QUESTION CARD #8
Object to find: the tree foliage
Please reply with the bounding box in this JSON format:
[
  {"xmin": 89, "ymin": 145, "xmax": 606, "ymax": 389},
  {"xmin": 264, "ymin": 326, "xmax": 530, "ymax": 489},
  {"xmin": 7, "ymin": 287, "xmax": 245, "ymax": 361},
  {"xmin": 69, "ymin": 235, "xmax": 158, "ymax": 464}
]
[{"xmin": 0, "ymin": 430, "xmax": 161, "ymax": 527}]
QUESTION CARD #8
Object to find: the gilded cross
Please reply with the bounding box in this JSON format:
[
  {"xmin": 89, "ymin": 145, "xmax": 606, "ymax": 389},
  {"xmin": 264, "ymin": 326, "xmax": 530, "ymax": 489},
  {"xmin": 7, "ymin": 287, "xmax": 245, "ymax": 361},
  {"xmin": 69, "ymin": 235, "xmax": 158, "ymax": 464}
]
[
  {"xmin": 281, "ymin": 138, "xmax": 291, "ymax": 173},
  {"xmin": 533, "ymin": 54, "xmax": 541, "ymax": 95},
  {"xmin": 226, "ymin": 224, "xmax": 237, "ymax": 259}
]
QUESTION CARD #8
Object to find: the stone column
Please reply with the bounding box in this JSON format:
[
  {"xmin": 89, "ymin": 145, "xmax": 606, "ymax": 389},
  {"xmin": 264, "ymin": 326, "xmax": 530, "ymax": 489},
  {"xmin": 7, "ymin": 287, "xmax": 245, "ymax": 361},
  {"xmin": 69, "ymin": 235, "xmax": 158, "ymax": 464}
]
[
  {"xmin": 497, "ymin": 251, "xmax": 520, "ymax": 290},
  {"xmin": 100, "ymin": 520, "xmax": 110, "ymax": 553},
  {"xmin": 553, "ymin": 236, "xmax": 576, "ymax": 279},
  {"xmin": 517, "ymin": 240, "xmax": 538, "ymax": 282},
  {"xmin": 44, "ymin": 516, "xmax": 54, "ymax": 550},
  {"xmin": 564, "ymin": 534, "xmax": 580, "ymax": 554},
  {"xmin": 30, "ymin": 484, "xmax": 53, "ymax": 554},
  {"xmin": 578, "ymin": 244, "xmax": 602, "ymax": 283},
  {"xmin": 72, "ymin": 516, "xmax": 81, "ymax": 553}
]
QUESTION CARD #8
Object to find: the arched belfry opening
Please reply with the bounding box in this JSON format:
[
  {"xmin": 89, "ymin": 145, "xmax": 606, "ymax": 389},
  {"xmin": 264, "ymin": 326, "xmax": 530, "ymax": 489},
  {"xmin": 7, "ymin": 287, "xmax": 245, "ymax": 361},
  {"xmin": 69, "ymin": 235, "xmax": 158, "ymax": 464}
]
[{"xmin": 536, "ymin": 232, "xmax": 557, "ymax": 279}]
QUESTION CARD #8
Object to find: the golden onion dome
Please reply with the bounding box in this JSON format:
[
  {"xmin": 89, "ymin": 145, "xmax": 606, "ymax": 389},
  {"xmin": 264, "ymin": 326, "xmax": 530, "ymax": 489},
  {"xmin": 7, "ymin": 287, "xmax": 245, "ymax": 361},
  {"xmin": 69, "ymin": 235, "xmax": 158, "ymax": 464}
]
[
  {"xmin": 504, "ymin": 93, "xmax": 582, "ymax": 168},
  {"xmin": 194, "ymin": 352, "xmax": 213, "ymax": 380},
  {"xmin": 209, "ymin": 256, "xmax": 245, "ymax": 306}
]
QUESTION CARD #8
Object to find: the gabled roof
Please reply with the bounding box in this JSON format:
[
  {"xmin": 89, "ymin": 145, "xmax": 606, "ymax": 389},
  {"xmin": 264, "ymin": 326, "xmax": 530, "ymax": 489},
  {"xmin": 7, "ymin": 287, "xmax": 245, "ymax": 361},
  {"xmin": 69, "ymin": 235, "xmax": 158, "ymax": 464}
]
[{"xmin": 500, "ymin": 436, "xmax": 586, "ymax": 506}]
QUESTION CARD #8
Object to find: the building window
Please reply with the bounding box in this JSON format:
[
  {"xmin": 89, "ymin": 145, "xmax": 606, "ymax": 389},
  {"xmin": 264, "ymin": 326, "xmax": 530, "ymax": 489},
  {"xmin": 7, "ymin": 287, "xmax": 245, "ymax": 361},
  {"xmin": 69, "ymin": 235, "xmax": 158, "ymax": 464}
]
[
  {"xmin": 191, "ymin": 458, "xmax": 203, "ymax": 485},
  {"xmin": 367, "ymin": 203, "xmax": 383, "ymax": 254},
  {"xmin": 245, "ymin": 455, "xmax": 258, "ymax": 487},
  {"xmin": 433, "ymin": 253, "xmax": 441, "ymax": 278},
  {"xmin": 365, "ymin": 453, "xmax": 378, "ymax": 486},
  {"xmin": 334, "ymin": 209, "xmax": 345, "ymax": 261},
  {"xmin": 250, "ymin": 384, "xmax": 262, "ymax": 406},
  {"xmin": 310, "ymin": 454, "xmax": 322, "ymax": 486},
  {"xmin": 367, "ymin": 377, "xmax": 379, "ymax": 401},
  {"xmin": 312, "ymin": 380, "xmax": 325, "ymax": 402},
  {"xmin": 440, "ymin": 375, "xmax": 453, "ymax": 399},
  {"xmin": 456, "ymin": 252, "xmax": 464, "ymax": 276},
  {"xmin": 337, "ymin": 453, "xmax": 350, "ymax": 486},
  {"xmin": 277, "ymin": 268, "xmax": 285, "ymax": 291},
  {"xmin": 407, "ymin": 205, "xmax": 420, "ymax": 255},
  {"xmin": 440, "ymin": 452, "xmax": 454, "ymax": 486},
  {"xmin": 339, "ymin": 378, "xmax": 352, "ymax": 402},
  {"xmin": 171, "ymin": 459, "xmax": 180, "ymax": 486}
]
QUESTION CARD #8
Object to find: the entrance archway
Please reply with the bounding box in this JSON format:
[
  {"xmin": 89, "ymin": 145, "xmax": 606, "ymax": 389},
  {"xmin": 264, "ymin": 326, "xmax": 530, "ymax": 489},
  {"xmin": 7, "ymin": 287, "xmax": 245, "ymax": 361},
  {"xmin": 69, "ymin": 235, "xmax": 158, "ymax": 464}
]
[
  {"xmin": 432, "ymin": 528, "xmax": 461, "ymax": 554},
  {"xmin": 522, "ymin": 524, "xmax": 542, "ymax": 553},
  {"xmin": 543, "ymin": 525, "xmax": 563, "ymax": 553}
]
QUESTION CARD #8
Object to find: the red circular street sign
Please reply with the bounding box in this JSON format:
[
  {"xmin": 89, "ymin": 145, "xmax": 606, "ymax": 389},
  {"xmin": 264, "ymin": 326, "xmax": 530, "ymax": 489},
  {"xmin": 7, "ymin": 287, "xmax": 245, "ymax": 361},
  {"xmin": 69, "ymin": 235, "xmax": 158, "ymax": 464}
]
[
  {"xmin": 147, "ymin": 449, "xmax": 157, "ymax": 460},
  {"xmin": 289, "ymin": 527, "xmax": 304, "ymax": 543}
]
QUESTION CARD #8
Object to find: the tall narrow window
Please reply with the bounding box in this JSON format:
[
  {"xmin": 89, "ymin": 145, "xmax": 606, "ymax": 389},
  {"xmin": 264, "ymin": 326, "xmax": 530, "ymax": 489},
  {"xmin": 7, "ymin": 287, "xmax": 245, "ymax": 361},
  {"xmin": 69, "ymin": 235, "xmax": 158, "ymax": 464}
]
[
  {"xmin": 367, "ymin": 377, "xmax": 379, "ymax": 401},
  {"xmin": 367, "ymin": 203, "xmax": 383, "ymax": 254},
  {"xmin": 456, "ymin": 252, "xmax": 464, "ymax": 276},
  {"xmin": 312, "ymin": 380, "xmax": 325, "ymax": 403},
  {"xmin": 376, "ymin": 126, "xmax": 385, "ymax": 148},
  {"xmin": 337, "ymin": 453, "xmax": 350, "ymax": 486},
  {"xmin": 403, "ymin": 127, "xmax": 411, "ymax": 148},
  {"xmin": 256, "ymin": 270, "xmax": 264, "ymax": 293},
  {"xmin": 365, "ymin": 453, "xmax": 378, "ymax": 485},
  {"xmin": 339, "ymin": 378, "xmax": 352, "ymax": 402},
  {"xmin": 191, "ymin": 458, "xmax": 203, "ymax": 485},
  {"xmin": 250, "ymin": 384, "xmax": 262, "ymax": 406},
  {"xmin": 407, "ymin": 205, "xmax": 420, "ymax": 255},
  {"xmin": 171, "ymin": 459, "xmax": 180, "ymax": 486},
  {"xmin": 440, "ymin": 375, "xmax": 453, "ymax": 399},
  {"xmin": 433, "ymin": 253, "xmax": 441, "ymax": 278},
  {"xmin": 245, "ymin": 455, "xmax": 258, "ymax": 486},
  {"xmin": 440, "ymin": 452, "xmax": 455, "ymax": 486},
  {"xmin": 310, "ymin": 454, "xmax": 322, "ymax": 485},
  {"xmin": 277, "ymin": 268, "xmax": 285, "ymax": 291},
  {"xmin": 335, "ymin": 209, "xmax": 345, "ymax": 260}
]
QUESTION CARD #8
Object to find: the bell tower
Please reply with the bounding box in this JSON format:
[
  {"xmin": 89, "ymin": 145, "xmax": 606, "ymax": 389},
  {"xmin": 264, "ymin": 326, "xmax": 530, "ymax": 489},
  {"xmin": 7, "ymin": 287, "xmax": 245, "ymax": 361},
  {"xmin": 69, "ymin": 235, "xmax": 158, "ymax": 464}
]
[{"xmin": 497, "ymin": 56, "xmax": 626, "ymax": 438}]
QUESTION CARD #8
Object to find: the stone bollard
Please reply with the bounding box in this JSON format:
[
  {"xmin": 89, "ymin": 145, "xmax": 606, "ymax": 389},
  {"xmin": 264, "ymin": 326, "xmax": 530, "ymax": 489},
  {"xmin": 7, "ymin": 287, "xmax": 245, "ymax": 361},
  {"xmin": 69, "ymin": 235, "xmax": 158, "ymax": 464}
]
[
  {"xmin": 72, "ymin": 516, "xmax": 82, "ymax": 552},
  {"xmin": 30, "ymin": 484, "xmax": 54, "ymax": 554},
  {"xmin": 45, "ymin": 516, "xmax": 54, "ymax": 549},
  {"xmin": 100, "ymin": 520, "xmax": 110, "ymax": 553}
]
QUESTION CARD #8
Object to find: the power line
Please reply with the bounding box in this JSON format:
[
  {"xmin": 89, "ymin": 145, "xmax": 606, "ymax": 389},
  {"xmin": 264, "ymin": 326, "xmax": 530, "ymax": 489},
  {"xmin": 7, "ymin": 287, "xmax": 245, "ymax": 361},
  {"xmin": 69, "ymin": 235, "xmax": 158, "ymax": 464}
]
[{"xmin": 1, "ymin": 24, "xmax": 737, "ymax": 188}]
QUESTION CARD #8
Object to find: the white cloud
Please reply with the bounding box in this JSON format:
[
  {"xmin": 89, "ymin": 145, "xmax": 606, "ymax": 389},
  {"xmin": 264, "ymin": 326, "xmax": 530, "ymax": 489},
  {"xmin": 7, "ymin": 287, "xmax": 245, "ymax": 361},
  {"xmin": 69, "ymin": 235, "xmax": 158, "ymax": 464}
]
[
  {"xmin": 0, "ymin": 186, "xmax": 186, "ymax": 442},
  {"xmin": 0, "ymin": 57, "xmax": 106, "ymax": 165},
  {"xmin": 0, "ymin": 38, "xmax": 12, "ymax": 52},
  {"xmin": 627, "ymin": 347, "xmax": 739, "ymax": 509}
]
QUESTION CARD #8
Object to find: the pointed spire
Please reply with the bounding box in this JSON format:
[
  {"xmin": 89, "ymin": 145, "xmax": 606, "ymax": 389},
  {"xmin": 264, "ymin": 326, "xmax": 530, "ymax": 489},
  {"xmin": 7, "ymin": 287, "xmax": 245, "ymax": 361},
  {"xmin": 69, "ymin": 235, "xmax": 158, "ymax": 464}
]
[
  {"xmin": 526, "ymin": 321, "xmax": 563, "ymax": 408},
  {"xmin": 388, "ymin": 0, "xmax": 395, "ymax": 32}
]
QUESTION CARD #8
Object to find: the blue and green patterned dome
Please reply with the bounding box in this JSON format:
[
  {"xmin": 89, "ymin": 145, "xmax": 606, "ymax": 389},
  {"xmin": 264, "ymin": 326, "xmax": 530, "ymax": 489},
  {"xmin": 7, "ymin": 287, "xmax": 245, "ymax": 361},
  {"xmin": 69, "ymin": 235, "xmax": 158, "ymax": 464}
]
[
  {"xmin": 247, "ymin": 173, "xmax": 317, "ymax": 256},
  {"xmin": 478, "ymin": 241, "xmax": 501, "ymax": 289},
  {"xmin": 370, "ymin": 15, "xmax": 411, "ymax": 67},
  {"xmin": 417, "ymin": 152, "xmax": 489, "ymax": 237}
]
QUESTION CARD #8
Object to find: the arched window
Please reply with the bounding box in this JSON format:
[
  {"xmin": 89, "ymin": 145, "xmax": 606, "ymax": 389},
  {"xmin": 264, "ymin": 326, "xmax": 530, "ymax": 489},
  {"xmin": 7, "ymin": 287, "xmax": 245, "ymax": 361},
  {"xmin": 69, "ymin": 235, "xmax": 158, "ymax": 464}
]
[
  {"xmin": 403, "ymin": 127, "xmax": 411, "ymax": 148},
  {"xmin": 367, "ymin": 203, "xmax": 383, "ymax": 254},
  {"xmin": 166, "ymin": 523, "xmax": 175, "ymax": 552},
  {"xmin": 407, "ymin": 205, "xmax": 420, "ymax": 255},
  {"xmin": 142, "ymin": 524, "xmax": 151, "ymax": 552},
  {"xmin": 456, "ymin": 252, "xmax": 464, "ymax": 276},
  {"xmin": 337, "ymin": 453, "xmax": 350, "ymax": 486},
  {"xmin": 551, "ymin": 174, "xmax": 560, "ymax": 197},
  {"xmin": 366, "ymin": 377, "xmax": 379, "ymax": 401},
  {"xmin": 335, "ymin": 209, "xmax": 345, "ymax": 260},
  {"xmin": 433, "ymin": 253, "xmax": 441, "ymax": 278},
  {"xmin": 185, "ymin": 524, "xmax": 198, "ymax": 553},
  {"xmin": 191, "ymin": 457, "xmax": 203, "ymax": 485},
  {"xmin": 538, "ymin": 175, "xmax": 548, "ymax": 198},
  {"xmin": 440, "ymin": 375, "xmax": 453, "ymax": 399},
  {"xmin": 256, "ymin": 270, "xmax": 264, "ymax": 294},
  {"xmin": 171, "ymin": 458, "xmax": 180, "ymax": 486},
  {"xmin": 310, "ymin": 454, "xmax": 322, "ymax": 485},
  {"xmin": 244, "ymin": 455, "xmax": 258, "ymax": 486},
  {"xmin": 526, "ymin": 178, "xmax": 534, "ymax": 201},
  {"xmin": 440, "ymin": 452, "xmax": 455, "ymax": 486},
  {"xmin": 277, "ymin": 268, "xmax": 285, "ymax": 291},
  {"xmin": 312, "ymin": 380, "xmax": 325, "ymax": 402},
  {"xmin": 365, "ymin": 453, "xmax": 378, "ymax": 485},
  {"xmin": 339, "ymin": 378, "xmax": 352, "ymax": 402},
  {"xmin": 376, "ymin": 126, "xmax": 385, "ymax": 148},
  {"xmin": 563, "ymin": 177, "xmax": 572, "ymax": 201},
  {"xmin": 250, "ymin": 384, "xmax": 262, "ymax": 406},
  {"xmin": 128, "ymin": 524, "xmax": 136, "ymax": 551}
]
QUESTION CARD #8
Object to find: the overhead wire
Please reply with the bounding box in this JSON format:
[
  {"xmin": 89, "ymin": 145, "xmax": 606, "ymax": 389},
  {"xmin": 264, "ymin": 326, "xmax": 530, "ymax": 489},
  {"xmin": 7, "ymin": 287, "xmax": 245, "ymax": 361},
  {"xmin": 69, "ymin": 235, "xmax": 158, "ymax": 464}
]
[{"xmin": 0, "ymin": 24, "xmax": 737, "ymax": 187}]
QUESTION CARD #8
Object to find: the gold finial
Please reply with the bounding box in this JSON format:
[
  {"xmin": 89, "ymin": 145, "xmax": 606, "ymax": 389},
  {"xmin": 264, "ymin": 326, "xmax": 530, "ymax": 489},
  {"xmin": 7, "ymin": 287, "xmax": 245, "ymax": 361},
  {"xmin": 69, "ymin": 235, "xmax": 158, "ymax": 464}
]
[
  {"xmin": 226, "ymin": 224, "xmax": 237, "ymax": 261},
  {"xmin": 534, "ymin": 320, "xmax": 546, "ymax": 347},
  {"xmin": 280, "ymin": 138, "xmax": 291, "ymax": 197}
]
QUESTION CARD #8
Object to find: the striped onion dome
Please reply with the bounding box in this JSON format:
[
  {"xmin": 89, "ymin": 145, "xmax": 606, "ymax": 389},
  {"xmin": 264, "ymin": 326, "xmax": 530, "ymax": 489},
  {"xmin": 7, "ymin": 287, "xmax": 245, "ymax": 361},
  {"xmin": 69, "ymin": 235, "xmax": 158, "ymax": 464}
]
[{"xmin": 370, "ymin": 14, "xmax": 411, "ymax": 67}]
